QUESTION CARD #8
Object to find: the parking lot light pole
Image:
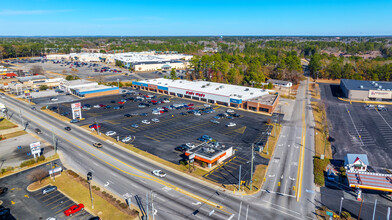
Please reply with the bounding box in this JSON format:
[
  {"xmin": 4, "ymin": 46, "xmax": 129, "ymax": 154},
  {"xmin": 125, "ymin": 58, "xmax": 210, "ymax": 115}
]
[
  {"xmin": 250, "ymin": 144, "xmax": 254, "ymax": 191},
  {"xmin": 117, "ymin": 78, "xmax": 120, "ymax": 88}
]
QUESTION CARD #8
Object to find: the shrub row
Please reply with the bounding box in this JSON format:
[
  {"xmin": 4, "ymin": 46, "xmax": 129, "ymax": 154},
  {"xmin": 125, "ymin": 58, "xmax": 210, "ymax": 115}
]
[{"xmin": 314, "ymin": 156, "xmax": 330, "ymax": 186}]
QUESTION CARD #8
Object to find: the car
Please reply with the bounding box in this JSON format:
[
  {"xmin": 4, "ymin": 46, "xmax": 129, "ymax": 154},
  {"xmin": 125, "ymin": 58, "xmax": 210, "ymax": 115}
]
[
  {"xmin": 151, "ymin": 118, "xmax": 160, "ymax": 123},
  {"xmin": 186, "ymin": 107, "xmax": 194, "ymax": 110},
  {"xmin": 131, "ymin": 124, "xmax": 139, "ymax": 128},
  {"xmin": 210, "ymin": 120, "xmax": 220, "ymax": 124},
  {"xmin": 89, "ymin": 217, "xmax": 101, "ymax": 220},
  {"xmin": 152, "ymin": 111, "xmax": 161, "ymax": 115},
  {"xmin": 50, "ymin": 97, "xmax": 58, "ymax": 101},
  {"xmin": 138, "ymin": 104, "xmax": 146, "ymax": 108},
  {"xmin": 122, "ymin": 136, "xmax": 132, "ymax": 142},
  {"xmin": 227, "ymin": 109, "xmax": 234, "ymax": 113},
  {"xmin": 175, "ymin": 146, "xmax": 187, "ymax": 152},
  {"xmin": 124, "ymin": 114, "xmax": 131, "ymax": 117},
  {"xmin": 226, "ymin": 122, "xmax": 237, "ymax": 127},
  {"xmin": 93, "ymin": 105, "xmax": 101, "ymax": 108},
  {"xmin": 118, "ymin": 101, "xmax": 125, "ymax": 104},
  {"xmin": 233, "ymin": 113, "xmax": 240, "ymax": 117},
  {"xmin": 204, "ymin": 104, "xmax": 211, "ymax": 107},
  {"xmin": 377, "ymin": 105, "xmax": 388, "ymax": 111},
  {"xmin": 105, "ymin": 105, "xmax": 111, "ymax": 109},
  {"xmin": 64, "ymin": 204, "xmax": 84, "ymax": 216},
  {"xmin": 93, "ymin": 142, "xmax": 103, "ymax": 148},
  {"xmin": 152, "ymin": 170, "xmax": 166, "ymax": 178},
  {"xmin": 70, "ymin": 119, "xmax": 80, "ymax": 123},
  {"xmin": 82, "ymin": 106, "xmax": 91, "ymax": 110},
  {"xmin": 89, "ymin": 124, "xmax": 101, "ymax": 129},
  {"xmin": 141, "ymin": 120, "xmax": 150, "ymax": 124},
  {"xmin": 0, "ymin": 207, "xmax": 10, "ymax": 217},
  {"xmin": 188, "ymin": 103, "xmax": 194, "ymax": 106},
  {"xmin": 64, "ymin": 127, "xmax": 71, "ymax": 131},
  {"xmin": 194, "ymin": 112, "xmax": 201, "ymax": 116},
  {"xmin": 113, "ymin": 106, "xmax": 120, "ymax": 110},
  {"xmin": 110, "ymin": 100, "xmax": 116, "ymax": 103},
  {"xmin": 35, "ymin": 128, "xmax": 42, "ymax": 134},
  {"xmin": 42, "ymin": 185, "xmax": 57, "ymax": 194},
  {"xmin": 131, "ymin": 113, "xmax": 138, "ymax": 116},
  {"xmin": 105, "ymin": 131, "xmax": 116, "ymax": 136},
  {"xmin": 365, "ymin": 104, "xmax": 375, "ymax": 109},
  {"xmin": 163, "ymin": 99, "xmax": 170, "ymax": 103},
  {"xmin": 213, "ymin": 116, "xmax": 221, "ymax": 119},
  {"xmin": 201, "ymin": 135, "xmax": 212, "ymax": 141},
  {"xmin": 140, "ymin": 113, "xmax": 148, "ymax": 116},
  {"xmin": 0, "ymin": 187, "xmax": 8, "ymax": 195},
  {"xmin": 185, "ymin": 143, "xmax": 195, "ymax": 149},
  {"xmin": 180, "ymin": 112, "xmax": 187, "ymax": 116},
  {"xmin": 99, "ymin": 104, "xmax": 106, "ymax": 108}
]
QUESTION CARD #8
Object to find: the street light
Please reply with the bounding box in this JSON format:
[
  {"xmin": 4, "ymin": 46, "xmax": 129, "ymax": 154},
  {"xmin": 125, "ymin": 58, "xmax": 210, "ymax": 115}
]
[{"xmin": 117, "ymin": 78, "xmax": 120, "ymax": 88}]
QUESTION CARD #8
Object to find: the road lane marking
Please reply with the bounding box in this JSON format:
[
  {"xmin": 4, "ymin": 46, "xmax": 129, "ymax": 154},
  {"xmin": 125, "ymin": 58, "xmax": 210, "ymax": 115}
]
[{"xmin": 5, "ymin": 92, "xmax": 229, "ymax": 214}]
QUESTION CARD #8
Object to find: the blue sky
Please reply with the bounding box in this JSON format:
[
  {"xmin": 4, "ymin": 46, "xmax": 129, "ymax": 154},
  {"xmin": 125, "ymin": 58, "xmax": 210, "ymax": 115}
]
[{"xmin": 0, "ymin": 0, "xmax": 391, "ymax": 36}]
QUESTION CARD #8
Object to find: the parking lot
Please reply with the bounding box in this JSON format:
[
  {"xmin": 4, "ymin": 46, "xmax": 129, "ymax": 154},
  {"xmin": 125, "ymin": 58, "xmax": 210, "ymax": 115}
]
[
  {"xmin": 320, "ymin": 83, "xmax": 392, "ymax": 168},
  {"xmin": 47, "ymin": 90, "xmax": 273, "ymax": 184},
  {"xmin": 0, "ymin": 160, "xmax": 93, "ymax": 220}
]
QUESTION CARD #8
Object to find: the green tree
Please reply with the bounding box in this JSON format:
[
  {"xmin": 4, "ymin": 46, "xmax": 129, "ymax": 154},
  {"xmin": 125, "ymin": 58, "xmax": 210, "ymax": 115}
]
[
  {"xmin": 170, "ymin": 69, "xmax": 177, "ymax": 79},
  {"xmin": 39, "ymin": 85, "xmax": 48, "ymax": 91}
]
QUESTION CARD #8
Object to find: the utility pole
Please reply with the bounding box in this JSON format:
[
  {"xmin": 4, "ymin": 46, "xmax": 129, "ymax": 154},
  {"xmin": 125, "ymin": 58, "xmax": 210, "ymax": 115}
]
[
  {"xmin": 19, "ymin": 109, "xmax": 24, "ymax": 128},
  {"xmin": 87, "ymin": 172, "xmax": 94, "ymax": 209},
  {"xmin": 95, "ymin": 118, "xmax": 100, "ymax": 135},
  {"xmin": 339, "ymin": 197, "xmax": 344, "ymax": 217},
  {"xmin": 238, "ymin": 165, "xmax": 242, "ymax": 191},
  {"xmin": 372, "ymin": 199, "xmax": 377, "ymax": 220},
  {"xmin": 146, "ymin": 192, "xmax": 149, "ymax": 220},
  {"xmin": 358, "ymin": 197, "xmax": 364, "ymax": 220},
  {"xmin": 51, "ymin": 128, "xmax": 57, "ymax": 154},
  {"xmin": 151, "ymin": 191, "xmax": 155, "ymax": 220},
  {"xmin": 250, "ymin": 144, "xmax": 254, "ymax": 191}
]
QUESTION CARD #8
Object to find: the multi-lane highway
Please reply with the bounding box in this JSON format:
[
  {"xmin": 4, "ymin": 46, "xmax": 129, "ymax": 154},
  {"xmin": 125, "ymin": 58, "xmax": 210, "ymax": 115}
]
[
  {"xmin": 1, "ymin": 84, "xmax": 316, "ymax": 220},
  {"xmin": 259, "ymin": 79, "xmax": 316, "ymax": 219}
]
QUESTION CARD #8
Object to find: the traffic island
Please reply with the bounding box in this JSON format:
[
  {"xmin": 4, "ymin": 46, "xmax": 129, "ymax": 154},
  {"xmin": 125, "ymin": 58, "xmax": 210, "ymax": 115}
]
[{"xmin": 28, "ymin": 169, "xmax": 140, "ymax": 220}]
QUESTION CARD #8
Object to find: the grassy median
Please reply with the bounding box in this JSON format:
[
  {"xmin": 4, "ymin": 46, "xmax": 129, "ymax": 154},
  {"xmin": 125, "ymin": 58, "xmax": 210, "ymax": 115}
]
[
  {"xmin": 28, "ymin": 170, "xmax": 139, "ymax": 220},
  {"xmin": 0, "ymin": 117, "xmax": 18, "ymax": 130},
  {"xmin": 311, "ymin": 101, "xmax": 332, "ymax": 159}
]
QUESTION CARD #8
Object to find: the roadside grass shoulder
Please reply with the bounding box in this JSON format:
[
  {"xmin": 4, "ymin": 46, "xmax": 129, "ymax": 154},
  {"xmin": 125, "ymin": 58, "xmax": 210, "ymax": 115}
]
[
  {"xmin": 309, "ymin": 83, "xmax": 321, "ymax": 100},
  {"xmin": 0, "ymin": 154, "xmax": 59, "ymax": 178},
  {"xmin": 311, "ymin": 101, "xmax": 332, "ymax": 158},
  {"xmin": 0, "ymin": 130, "xmax": 27, "ymax": 140},
  {"xmin": 0, "ymin": 117, "xmax": 18, "ymax": 130},
  {"xmin": 28, "ymin": 170, "xmax": 139, "ymax": 220}
]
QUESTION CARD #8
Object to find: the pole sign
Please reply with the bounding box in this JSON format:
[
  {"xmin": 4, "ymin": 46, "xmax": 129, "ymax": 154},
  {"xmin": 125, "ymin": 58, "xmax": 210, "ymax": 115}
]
[
  {"xmin": 71, "ymin": 102, "xmax": 82, "ymax": 120},
  {"xmin": 30, "ymin": 142, "xmax": 41, "ymax": 158}
]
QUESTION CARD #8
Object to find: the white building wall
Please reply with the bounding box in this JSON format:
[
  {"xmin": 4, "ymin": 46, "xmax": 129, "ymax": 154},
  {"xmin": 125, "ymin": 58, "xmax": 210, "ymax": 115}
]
[{"xmin": 168, "ymin": 86, "xmax": 230, "ymax": 103}]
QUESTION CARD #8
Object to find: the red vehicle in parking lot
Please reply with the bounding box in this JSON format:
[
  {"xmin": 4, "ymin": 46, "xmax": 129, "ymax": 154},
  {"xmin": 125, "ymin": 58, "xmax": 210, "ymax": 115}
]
[
  {"xmin": 64, "ymin": 203, "xmax": 84, "ymax": 216},
  {"xmin": 99, "ymin": 104, "xmax": 106, "ymax": 108},
  {"xmin": 186, "ymin": 107, "xmax": 194, "ymax": 110},
  {"xmin": 118, "ymin": 101, "xmax": 125, "ymax": 104},
  {"xmin": 151, "ymin": 100, "xmax": 157, "ymax": 104},
  {"xmin": 188, "ymin": 103, "xmax": 194, "ymax": 106}
]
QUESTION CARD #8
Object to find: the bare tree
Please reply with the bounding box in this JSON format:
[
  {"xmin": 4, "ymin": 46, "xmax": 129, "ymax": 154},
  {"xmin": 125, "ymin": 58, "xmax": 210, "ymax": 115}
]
[
  {"xmin": 29, "ymin": 65, "xmax": 45, "ymax": 75},
  {"xmin": 28, "ymin": 168, "xmax": 48, "ymax": 183}
]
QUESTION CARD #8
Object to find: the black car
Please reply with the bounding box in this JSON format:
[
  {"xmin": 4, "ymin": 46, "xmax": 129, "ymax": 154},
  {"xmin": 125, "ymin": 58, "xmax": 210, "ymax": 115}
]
[
  {"xmin": 175, "ymin": 146, "xmax": 186, "ymax": 152},
  {"xmin": 180, "ymin": 112, "xmax": 187, "ymax": 116},
  {"xmin": 0, "ymin": 187, "xmax": 8, "ymax": 195},
  {"xmin": 124, "ymin": 114, "xmax": 131, "ymax": 117},
  {"xmin": 233, "ymin": 113, "xmax": 240, "ymax": 117},
  {"xmin": 110, "ymin": 100, "xmax": 116, "ymax": 103},
  {"xmin": 64, "ymin": 127, "xmax": 71, "ymax": 131},
  {"xmin": 0, "ymin": 207, "xmax": 10, "ymax": 217},
  {"xmin": 89, "ymin": 217, "xmax": 101, "ymax": 220}
]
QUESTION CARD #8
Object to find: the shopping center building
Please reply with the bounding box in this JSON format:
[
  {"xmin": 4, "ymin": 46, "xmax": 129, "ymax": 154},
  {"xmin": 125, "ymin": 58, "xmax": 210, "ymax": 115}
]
[{"xmin": 132, "ymin": 78, "xmax": 279, "ymax": 113}]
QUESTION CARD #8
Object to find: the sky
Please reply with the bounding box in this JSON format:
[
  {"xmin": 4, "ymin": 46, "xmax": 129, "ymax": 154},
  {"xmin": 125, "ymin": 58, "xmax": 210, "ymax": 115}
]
[{"xmin": 0, "ymin": 0, "xmax": 391, "ymax": 36}]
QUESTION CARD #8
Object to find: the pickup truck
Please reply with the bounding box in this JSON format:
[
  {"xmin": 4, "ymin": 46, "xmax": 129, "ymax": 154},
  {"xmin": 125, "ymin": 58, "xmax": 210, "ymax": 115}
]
[{"xmin": 93, "ymin": 143, "xmax": 102, "ymax": 148}]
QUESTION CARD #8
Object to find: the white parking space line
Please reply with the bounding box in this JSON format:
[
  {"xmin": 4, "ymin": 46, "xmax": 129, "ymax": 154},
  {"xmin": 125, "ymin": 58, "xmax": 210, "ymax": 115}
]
[{"xmin": 345, "ymin": 105, "xmax": 364, "ymax": 146}]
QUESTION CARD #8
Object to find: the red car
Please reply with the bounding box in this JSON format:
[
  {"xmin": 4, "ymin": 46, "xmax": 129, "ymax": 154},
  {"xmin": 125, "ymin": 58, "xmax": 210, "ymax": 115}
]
[
  {"xmin": 188, "ymin": 103, "xmax": 194, "ymax": 106},
  {"xmin": 99, "ymin": 104, "xmax": 106, "ymax": 107},
  {"xmin": 89, "ymin": 124, "xmax": 101, "ymax": 129},
  {"xmin": 186, "ymin": 107, "xmax": 194, "ymax": 110},
  {"xmin": 64, "ymin": 203, "xmax": 84, "ymax": 216},
  {"xmin": 151, "ymin": 100, "xmax": 157, "ymax": 104},
  {"xmin": 159, "ymin": 110, "xmax": 164, "ymax": 114},
  {"xmin": 118, "ymin": 101, "xmax": 125, "ymax": 104}
]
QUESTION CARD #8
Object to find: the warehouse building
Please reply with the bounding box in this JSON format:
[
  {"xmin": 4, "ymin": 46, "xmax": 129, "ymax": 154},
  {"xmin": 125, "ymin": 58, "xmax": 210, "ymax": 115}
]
[
  {"xmin": 60, "ymin": 80, "xmax": 119, "ymax": 98},
  {"xmin": 132, "ymin": 78, "xmax": 279, "ymax": 113},
  {"xmin": 340, "ymin": 79, "xmax": 392, "ymax": 101}
]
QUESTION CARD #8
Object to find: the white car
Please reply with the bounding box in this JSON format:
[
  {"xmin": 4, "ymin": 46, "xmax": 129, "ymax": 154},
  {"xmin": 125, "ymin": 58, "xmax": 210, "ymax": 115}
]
[
  {"xmin": 204, "ymin": 104, "xmax": 211, "ymax": 107},
  {"xmin": 185, "ymin": 143, "xmax": 195, "ymax": 149},
  {"xmin": 50, "ymin": 97, "xmax": 58, "ymax": 101},
  {"xmin": 141, "ymin": 120, "xmax": 150, "ymax": 124},
  {"xmin": 122, "ymin": 136, "xmax": 132, "ymax": 142},
  {"xmin": 163, "ymin": 99, "xmax": 170, "ymax": 103},
  {"xmin": 152, "ymin": 111, "xmax": 161, "ymax": 115},
  {"xmin": 93, "ymin": 105, "xmax": 100, "ymax": 108},
  {"xmin": 105, "ymin": 131, "xmax": 116, "ymax": 136},
  {"xmin": 226, "ymin": 122, "xmax": 237, "ymax": 127},
  {"xmin": 82, "ymin": 106, "xmax": 91, "ymax": 110},
  {"xmin": 194, "ymin": 112, "xmax": 201, "ymax": 116},
  {"xmin": 226, "ymin": 109, "xmax": 234, "ymax": 113},
  {"xmin": 151, "ymin": 118, "xmax": 160, "ymax": 123},
  {"xmin": 152, "ymin": 170, "xmax": 166, "ymax": 178}
]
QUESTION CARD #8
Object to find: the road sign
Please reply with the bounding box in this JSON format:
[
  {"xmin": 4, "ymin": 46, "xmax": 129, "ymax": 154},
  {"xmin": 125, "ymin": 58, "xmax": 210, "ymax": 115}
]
[
  {"xmin": 49, "ymin": 166, "xmax": 62, "ymax": 175},
  {"xmin": 71, "ymin": 102, "xmax": 82, "ymax": 120},
  {"xmin": 29, "ymin": 142, "xmax": 41, "ymax": 157}
]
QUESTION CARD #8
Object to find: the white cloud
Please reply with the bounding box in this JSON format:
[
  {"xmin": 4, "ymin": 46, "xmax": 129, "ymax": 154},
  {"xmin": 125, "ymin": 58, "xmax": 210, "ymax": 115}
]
[{"xmin": 0, "ymin": 9, "xmax": 72, "ymax": 15}]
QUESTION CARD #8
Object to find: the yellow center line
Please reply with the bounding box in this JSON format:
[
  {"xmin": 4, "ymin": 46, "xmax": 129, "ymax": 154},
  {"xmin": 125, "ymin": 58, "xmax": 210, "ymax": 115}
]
[{"xmin": 296, "ymin": 85, "xmax": 307, "ymax": 202}]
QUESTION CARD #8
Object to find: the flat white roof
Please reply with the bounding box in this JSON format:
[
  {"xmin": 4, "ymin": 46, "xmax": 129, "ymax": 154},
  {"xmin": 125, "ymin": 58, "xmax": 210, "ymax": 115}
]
[{"xmin": 140, "ymin": 78, "xmax": 268, "ymax": 100}]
